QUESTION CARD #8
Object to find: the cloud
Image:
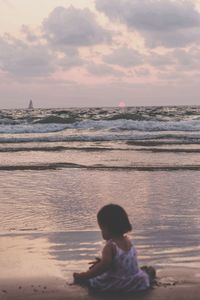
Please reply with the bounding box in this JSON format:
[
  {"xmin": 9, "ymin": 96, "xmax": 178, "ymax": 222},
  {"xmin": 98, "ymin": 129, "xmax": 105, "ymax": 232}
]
[
  {"xmin": 58, "ymin": 48, "xmax": 83, "ymax": 69},
  {"xmin": 146, "ymin": 51, "xmax": 175, "ymax": 67},
  {"xmin": 95, "ymin": 0, "xmax": 200, "ymax": 48},
  {"xmin": 134, "ymin": 67, "xmax": 150, "ymax": 77},
  {"xmin": 86, "ymin": 62, "xmax": 124, "ymax": 77},
  {"xmin": 43, "ymin": 6, "xmax": 112, "ymax": 49},
  {"xmin": 21, "ymin": 25, "xmax": 39, "ymax": 43},
  {"xmin": 173, "ymin": 47, "xmax": 200, "ymax": 70},
  {"xmin": 103, "ymin": 47, "xmax": 143, "ymax": 67},
  {"xmin": 0, "ymin": 35, "xmax": 55, "ymax": 77},
  {"xmin": 146, "ymin": 47, "xmax": 200, "ymax": 71}
]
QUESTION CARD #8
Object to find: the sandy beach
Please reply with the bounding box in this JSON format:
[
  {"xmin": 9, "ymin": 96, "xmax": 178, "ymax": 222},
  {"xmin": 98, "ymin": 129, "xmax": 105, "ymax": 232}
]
[
  {"xmin": 1, "ymin": 268, "xmax": 200, "ymax": 300},
  {"xmin": 1, "ymin": 232, "xmax": 199, "ymax": 300}
]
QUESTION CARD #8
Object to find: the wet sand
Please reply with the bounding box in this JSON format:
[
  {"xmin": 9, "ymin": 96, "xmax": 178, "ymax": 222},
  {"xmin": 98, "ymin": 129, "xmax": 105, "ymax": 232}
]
[
  {"xmin": 1, "ymin": 268, "xmax": 200, "ymax": 300},
  {"xmin": 1, "ymin": 232, "xmax": 200, "ymax": 300}
]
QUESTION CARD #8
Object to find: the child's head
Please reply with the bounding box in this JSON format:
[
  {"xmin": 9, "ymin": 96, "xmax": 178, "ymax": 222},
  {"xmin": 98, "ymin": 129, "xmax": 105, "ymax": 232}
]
[{"xmin": 97, "ymin": 204, "xmax": 132, "ymax": 240}]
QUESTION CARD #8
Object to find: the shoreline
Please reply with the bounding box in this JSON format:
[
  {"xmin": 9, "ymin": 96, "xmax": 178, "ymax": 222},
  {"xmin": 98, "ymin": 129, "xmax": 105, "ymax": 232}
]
[{"xmin": 1, "ymin": 268, "xmax": 200, "ymax": 300}]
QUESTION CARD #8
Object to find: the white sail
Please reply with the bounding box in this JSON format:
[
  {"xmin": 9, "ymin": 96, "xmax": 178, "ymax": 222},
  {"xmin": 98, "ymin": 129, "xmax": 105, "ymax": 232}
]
[{"xmin": 28, "ymin": 100, "xmax": 34, "ymax": 110}]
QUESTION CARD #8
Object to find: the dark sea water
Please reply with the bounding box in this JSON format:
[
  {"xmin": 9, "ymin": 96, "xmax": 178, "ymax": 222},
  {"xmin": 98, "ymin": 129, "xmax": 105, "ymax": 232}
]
[{"xmin": 0, "ymin": 106, "xmax": 200, "ymax": 279}]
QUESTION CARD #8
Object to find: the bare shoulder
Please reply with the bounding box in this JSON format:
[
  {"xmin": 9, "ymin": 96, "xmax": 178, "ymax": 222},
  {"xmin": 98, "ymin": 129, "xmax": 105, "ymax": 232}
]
[
  {"xmin": 112, "ymin": 235, "xmax": 132, "ymax": 251},
  {"xmin": 102, "ymin": 241, "xmax": 115, "ymax": 260},
  {"xmin": 125, "ymin": 235, "xmax": 133, "ymax": 247},
  {"xmin": 103, "ymin": 240, "xmax": 114, "ymax": 253}
]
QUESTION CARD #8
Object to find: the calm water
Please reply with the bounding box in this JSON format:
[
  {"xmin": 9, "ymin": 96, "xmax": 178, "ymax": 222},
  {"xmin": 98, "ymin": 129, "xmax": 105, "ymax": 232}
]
[{"xmin": 0, "ymin": 106, "xmax": 200, "ymax": 279}]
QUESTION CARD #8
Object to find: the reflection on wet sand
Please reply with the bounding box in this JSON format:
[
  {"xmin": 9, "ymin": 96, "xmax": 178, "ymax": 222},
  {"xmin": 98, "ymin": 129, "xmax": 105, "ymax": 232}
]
[
  {"xmin": 1, "ymin": 230, "xmax": 200, "ymax": 282},
  {"xmin": 1, "ymin": 231, "xmax": 200, "ymax": 300}
]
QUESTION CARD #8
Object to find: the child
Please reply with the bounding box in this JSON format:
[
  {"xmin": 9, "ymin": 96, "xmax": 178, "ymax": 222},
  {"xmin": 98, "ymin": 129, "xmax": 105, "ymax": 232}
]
[{"xmin": 73, "ymin": 204, "xmax": 155, "ymax": 293}]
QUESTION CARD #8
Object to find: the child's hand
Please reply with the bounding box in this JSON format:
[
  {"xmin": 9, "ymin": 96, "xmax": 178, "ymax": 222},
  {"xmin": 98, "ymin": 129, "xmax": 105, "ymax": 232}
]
[
  {"xmin": 88, "ymin": 257, "xmax": 101, "ymax": 269},
  {"xmin": 73, "ymin": 272, "xmax": 88, "ymax": 284}
]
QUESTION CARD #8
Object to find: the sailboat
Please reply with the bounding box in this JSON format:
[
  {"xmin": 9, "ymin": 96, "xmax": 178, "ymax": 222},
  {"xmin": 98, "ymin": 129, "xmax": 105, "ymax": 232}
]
[{"xmin": 28, "ymin": 100, "xmax": 34, "ymax": 110}]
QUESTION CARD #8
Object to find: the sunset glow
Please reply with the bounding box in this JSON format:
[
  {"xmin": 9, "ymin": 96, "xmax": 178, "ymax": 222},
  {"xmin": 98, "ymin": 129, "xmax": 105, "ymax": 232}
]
[{"xmin": 118, "ymin": 101, "xmax": 126, "ymax": 108}]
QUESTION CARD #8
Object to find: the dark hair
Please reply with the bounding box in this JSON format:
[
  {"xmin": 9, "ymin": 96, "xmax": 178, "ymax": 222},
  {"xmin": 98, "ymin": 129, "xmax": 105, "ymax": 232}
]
[{"xmin": 97, "ymin": 204, "xmax": 132, "ymax": 236}]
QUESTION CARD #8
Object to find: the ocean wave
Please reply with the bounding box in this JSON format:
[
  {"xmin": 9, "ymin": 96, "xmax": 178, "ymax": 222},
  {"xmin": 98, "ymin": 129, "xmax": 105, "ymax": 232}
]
[
  {"xmin": 1, "ymin": 163, "xmax": 200, "ymax": 171},
  {"xmin": 1, "ymin": 105, "xmax": 200, "ymax": 123},
  {"xmin": 0, "ymin": 119, "xmax": 200, "ymax": 134},
  {"xmin": 0, "ymin": 124, "xmax": 70, "ymax": 134},
  {"xmin": 108, "ymin": 119, "xmax": 200, "ymax": 132},
  {"xmin": 33, "ymin": 119, "xmax": 200, "ymax": 132},
  {"xmin": 0, "ymin": 146, "xmax": 200, "ymax": 153},
  {"xmin": 0, "ymin": 117, "xmax": 19, "ymax": 125},
  {"xmin": 34, "ymin": 115, "xmax": 77, "ymax": 124},
  {"xmin": 126, "ymin": 140, "xmax": 200, "ymax": 146},
  {"xmin": 135, "ymin": 148, "xmax": 200, "ymax": 153},
  {"xmin": 0, "ymin": 146, "xmax": 114, "ymax": 152},
  {"xmin": 0, "ymin": 133, "xmax": 200, "ymax": 144}
]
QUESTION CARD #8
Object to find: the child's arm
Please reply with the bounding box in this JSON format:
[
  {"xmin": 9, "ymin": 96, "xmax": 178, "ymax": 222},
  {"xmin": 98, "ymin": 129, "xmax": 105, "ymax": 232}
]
[
  {"xmin": 88, "ymin": 257, "xmax": 101, "ymax": 269},
  {"xmin": 73, "ymin": 242, "xmax": 114, "ymax": 281}
]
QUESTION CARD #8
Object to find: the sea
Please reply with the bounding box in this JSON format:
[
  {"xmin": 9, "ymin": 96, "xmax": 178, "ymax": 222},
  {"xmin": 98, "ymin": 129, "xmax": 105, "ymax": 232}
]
[{"xmin": 0, "ymin": 106, "xmax": 200, "ymax": 281}]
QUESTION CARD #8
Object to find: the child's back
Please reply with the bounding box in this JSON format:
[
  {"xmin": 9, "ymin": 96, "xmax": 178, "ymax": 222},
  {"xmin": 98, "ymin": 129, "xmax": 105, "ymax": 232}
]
[{"xmin": 89, "ymin": 238, "xmax": 150, "ymax": 292}]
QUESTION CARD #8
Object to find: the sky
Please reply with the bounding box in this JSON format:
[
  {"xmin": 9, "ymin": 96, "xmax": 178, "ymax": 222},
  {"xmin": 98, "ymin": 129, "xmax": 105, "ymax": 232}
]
[{"xmin": 0, "ymin": 0, "xmax": 200, "ymax": 108}]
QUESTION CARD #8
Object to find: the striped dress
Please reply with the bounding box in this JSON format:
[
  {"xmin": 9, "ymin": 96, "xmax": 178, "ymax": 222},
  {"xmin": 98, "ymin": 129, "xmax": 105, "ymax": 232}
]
[{"xmin": 89, "ymin": 240, "xmax": 150, "ymax": 292}]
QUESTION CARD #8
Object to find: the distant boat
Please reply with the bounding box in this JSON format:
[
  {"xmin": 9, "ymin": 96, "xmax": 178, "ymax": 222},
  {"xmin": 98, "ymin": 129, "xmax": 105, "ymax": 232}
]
[{"xmin": 28, "ymin": 100, "xmax": 34, "ymax": 110}]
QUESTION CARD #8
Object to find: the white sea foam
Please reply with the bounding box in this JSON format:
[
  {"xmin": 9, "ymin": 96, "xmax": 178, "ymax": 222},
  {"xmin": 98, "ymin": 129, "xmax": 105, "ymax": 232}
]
[
  {"xmin": 0, "ymin": 131, "xmax": 199, "ymax": 144},
  {"xmin": 0, "ymin": 124, "xmax": 71, "ymax": 134},
  {"xmin": 0, "ymin": 107, "xmax": 199, "ymax": 146},
  {"xmin": 73, "ymin": 119, "xmax": 200, "ymax": 132},
  {"xmin": 0, "ymin": 119, "xmax": 200, "ymax": 135}
]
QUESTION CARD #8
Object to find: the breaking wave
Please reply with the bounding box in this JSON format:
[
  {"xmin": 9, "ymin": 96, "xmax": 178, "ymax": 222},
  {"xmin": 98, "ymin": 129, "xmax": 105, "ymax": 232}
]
[
  {"xmin": 1, "ymin": 163, "xmax": 200, "ymax": 171},
  {"xmin": 0, "ymin": 132, "xmax": 200, "ymax": 144},
  {"xmin": 0, "ymin": 119, "xmax": 200, "ymax": 135}
]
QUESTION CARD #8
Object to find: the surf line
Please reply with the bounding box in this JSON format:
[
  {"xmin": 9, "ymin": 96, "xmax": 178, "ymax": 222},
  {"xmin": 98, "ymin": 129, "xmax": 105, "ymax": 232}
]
[{"xmin": 1, "ymin": 163, "xmax": 200, "ymax": 171}]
